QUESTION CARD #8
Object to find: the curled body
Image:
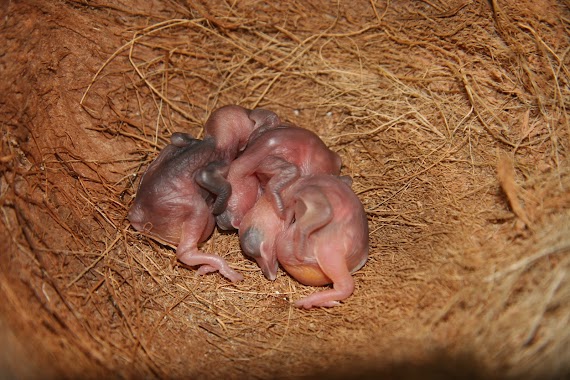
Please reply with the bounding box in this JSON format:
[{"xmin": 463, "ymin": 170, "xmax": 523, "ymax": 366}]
[
  {"xmin": 128, "ymin": 105, "xmax": 280, "ymax": 282},
  {"xmin": 239, "ymin": 174, "xmax": 369, "ymax": 308},
  {"xmin": 217, "ymin": 126, "xmax": 342, "ymax": 230},
  {"xmin": 276, "ymin": 174, "xmax": 369, "ymax": 308}
]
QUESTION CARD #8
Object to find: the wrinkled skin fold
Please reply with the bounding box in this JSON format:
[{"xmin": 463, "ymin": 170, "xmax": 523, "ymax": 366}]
[
  {"xmin": 128, "ymin": 105, "xmax": 280, "ymax": 282},
  {"xmin": 239, "ymin": 174, "xmax": 369, "ymax": 309},
  {"xmin": 217, "ymin": 125, "xmax": 342, "ymax": 230}
]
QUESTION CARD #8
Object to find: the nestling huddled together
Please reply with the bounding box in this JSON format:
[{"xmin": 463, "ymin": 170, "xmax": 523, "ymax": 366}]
[{"xmin": 127, "ymin": 105, "xmax": 369, "ymax": 309}]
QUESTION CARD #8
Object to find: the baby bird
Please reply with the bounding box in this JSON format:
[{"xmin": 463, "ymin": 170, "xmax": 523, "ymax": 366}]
[
  {"xmin": 239, "ymin": 174, "xmax": 369, "ymax": 308},
  {"xmin": 127, "ymin": 105, "xmax": 280, "ymax": 282},
  {"xmin": 216, "ymin": 125, "xmax": 342, "ymax": 231}
]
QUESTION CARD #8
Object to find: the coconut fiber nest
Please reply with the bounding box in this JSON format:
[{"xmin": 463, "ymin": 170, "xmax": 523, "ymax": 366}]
[{"xmin": 1, "ymin": 0, "xmax": 569, "ymax": 379}]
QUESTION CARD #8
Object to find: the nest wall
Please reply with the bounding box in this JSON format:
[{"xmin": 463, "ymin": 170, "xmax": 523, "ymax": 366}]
[{"xmin": 1, "ymin": 0, "xmax": 569, "ymax": 379}]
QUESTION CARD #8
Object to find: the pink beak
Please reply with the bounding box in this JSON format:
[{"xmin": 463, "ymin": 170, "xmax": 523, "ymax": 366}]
[{"xmin": 256, "ymin": 243, "xmax": 278, "ymax": 281}]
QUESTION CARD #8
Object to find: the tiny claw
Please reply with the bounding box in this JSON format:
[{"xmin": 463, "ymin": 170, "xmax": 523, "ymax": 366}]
[
  {"xmin": 196, "ymin": 263, "xmax": 244, "ymax": 282},
  {"xmin": 197, "ymin": 265, "xmax": 218, "ymax": 275},
  {"xmin": 294, "ymin": 298, "xmax": 341, "ymax": 309},
  {"xmin": 222, "ymin": 269, "xmax": 244, "ymax": 283}
]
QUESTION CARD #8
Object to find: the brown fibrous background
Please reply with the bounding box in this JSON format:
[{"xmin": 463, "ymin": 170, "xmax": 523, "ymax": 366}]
[{"xmin": 1, "ymin": 0, "xmax": 569, "ymax": 379}]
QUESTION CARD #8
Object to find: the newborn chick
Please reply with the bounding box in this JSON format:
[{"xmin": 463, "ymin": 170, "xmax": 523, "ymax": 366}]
[
  {"xmin": 238, "ymin": 174, "xmax": 369, "ymax": 309},
  {"xmin": 275, "ymin": 174, "xmax": 369, "ymax": 309},
  {"xmin": 127, "ymin": 105, "xmax": 280, "ymax": 282},
  {"xmin": 216, "ymin": 125, "xmax": 342, "ymax": 230}
]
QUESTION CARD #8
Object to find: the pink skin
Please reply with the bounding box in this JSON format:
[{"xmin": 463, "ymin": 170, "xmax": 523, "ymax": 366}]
[
  {"xmin": 205, "ymin": 105, "xmax": 281, "ymax": 162},
  {"xmin": 275, "ymin": 175, "xmax": 369, "ymax": 309},
  {"xmin": 238, "ymin": 174, "xmax": 368, "ymax": 309},
  {"xmin": 238, "ymin": 193, "xmax": 286, "ymax": 280},
  {"xmin": 216, "ymin": 126, "xmax": 342, "ymax": 230},
  {"xmin": 127, "ymin": 105, "xmax": 280, "ymax": 283}
]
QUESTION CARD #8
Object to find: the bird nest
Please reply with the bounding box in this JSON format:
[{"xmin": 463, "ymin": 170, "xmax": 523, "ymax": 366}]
[{"xmin": 1, "ymin": 0, "xmax": 569, "ymax": 378}]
